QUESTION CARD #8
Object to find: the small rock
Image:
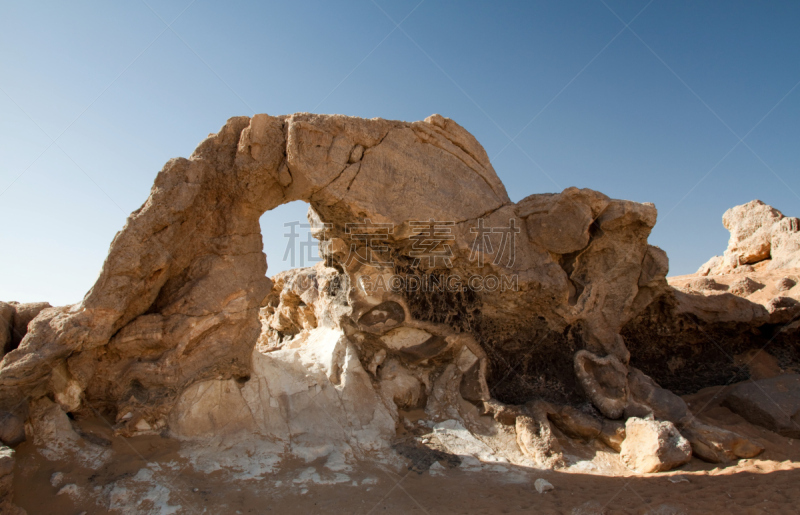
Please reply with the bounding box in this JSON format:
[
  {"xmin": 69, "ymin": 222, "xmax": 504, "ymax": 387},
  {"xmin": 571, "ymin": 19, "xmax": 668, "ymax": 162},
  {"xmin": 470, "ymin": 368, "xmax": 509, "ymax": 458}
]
[
  {"xmin": 421, "ymin": 438, "xmax": 430, "ymax": 444},
  {"xmin": 534, "ymin": 478, "xmax": 554, "ymax": 493},
  {"xmin": 689, "ymin": 277, "xmax": 727, "ymax": 292},
  {"xmin": 57, "ymin": 483, "xmax": 80, "ymax": 499},
  {"xmin": 668, "ymin": 475, "xmax": 689, "ymax": 483},
  {"xmin": 428, "ymin": 461, "xmax": 445, "ymax": 476},
  {"xmin": 458, "ymin": 456, "xmax": 481, "ymax": 469},
  {"xmin": 728, "ymin": 277, "xmax": 764, "ymax": 297},
  {"xmin": 776, "ymin": 277, "xmax": 796, "ymax": 292},
  {"xmin": 50, "ymin": 471, "xmax": 65, "ymax": 488}
]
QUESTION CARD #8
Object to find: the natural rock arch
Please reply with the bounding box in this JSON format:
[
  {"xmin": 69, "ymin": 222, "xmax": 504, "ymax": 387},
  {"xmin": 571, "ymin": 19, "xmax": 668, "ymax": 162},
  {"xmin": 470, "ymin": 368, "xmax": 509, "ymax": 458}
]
[{"xmin": 1, "ymin": 112, "xmax": 669, "ymax": 439}]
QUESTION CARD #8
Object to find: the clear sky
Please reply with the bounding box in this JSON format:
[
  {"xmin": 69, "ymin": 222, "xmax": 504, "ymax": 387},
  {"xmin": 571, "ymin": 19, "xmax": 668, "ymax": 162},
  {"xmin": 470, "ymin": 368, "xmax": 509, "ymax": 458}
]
[{"xmin": 2, "ymin": 0, "xmax": 799, "ymax": 306}]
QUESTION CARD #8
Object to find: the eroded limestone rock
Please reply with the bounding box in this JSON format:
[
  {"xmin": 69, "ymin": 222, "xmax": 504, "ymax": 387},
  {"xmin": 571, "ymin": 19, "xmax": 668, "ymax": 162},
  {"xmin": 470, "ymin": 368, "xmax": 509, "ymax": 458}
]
[
  {"xmin": 3, "ymin": 113, "xmax": 787, "ymax": 494},
  {"xmin": 619, "ymin": 418, "xmax": 691, "ymax": 473},
  {"xmin": 699, "ymin": 200, "xmax": 800, "ymax": 274},
  {"xmin": 626, "ymin": 199, "xmax": 800, "ymax": 396}
]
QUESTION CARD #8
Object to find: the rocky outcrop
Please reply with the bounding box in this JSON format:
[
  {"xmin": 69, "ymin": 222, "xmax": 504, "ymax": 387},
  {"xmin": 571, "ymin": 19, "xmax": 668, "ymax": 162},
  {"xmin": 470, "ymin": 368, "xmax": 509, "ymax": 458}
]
[
  {"xmin": 0, "ymin": 113, "xmax": 669, "ymax": 427},
  {"xmin": 623, "ymin": 199, "xmax": 800, "ymax": 397},
  {"xmin": 698, "ymin": 199, "xmax": 800, "ymax": 274},
  {"xmin": 3, "ymin": 113, "xmax": 794, "ymax": 507}
]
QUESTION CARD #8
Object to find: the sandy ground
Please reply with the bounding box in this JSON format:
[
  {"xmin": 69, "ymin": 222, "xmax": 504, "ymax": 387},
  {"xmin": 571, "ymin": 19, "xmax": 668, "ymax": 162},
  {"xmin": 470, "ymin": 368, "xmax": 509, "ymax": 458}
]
[{"xmin": 11, "ymin": 385, "xmax": 800, "ymax": 515}]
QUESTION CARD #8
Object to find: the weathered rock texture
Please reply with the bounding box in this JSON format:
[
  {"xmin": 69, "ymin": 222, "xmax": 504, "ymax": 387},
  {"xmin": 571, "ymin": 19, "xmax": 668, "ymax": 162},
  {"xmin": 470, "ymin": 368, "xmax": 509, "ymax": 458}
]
[
  {"xmin": 0, "ymin": 113, "xmax": 667, "ymax": 421},
  {"xmin": 623, "ymin": 199, "xmax": 800, "ymax": 397},
  {"xmin": 619, "ymin": 417, "xmax": 691, "ymax": 473},
  {"xmin": 699, "ymin": 200, "xmax": 800, "ymax": 273},
  {"xmin": 0, "ymin": 301, "xmax": 51, "ymax": 359},
  {"xmin": 2, "ymin": 114, "xmax": 793, "ymax": 487}
]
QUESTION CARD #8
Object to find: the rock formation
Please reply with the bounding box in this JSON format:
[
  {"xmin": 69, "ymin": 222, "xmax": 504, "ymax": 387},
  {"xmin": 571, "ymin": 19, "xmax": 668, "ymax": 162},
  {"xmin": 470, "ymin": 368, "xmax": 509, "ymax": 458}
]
[
  {"xmin": 698, "ymin": 199, "xmax": 800, "ymax": 273},
  {"xmin": 624, "ymin": 199, "xmax": 800, "ymax": 396},
  {"xmin": 1, "ymin": 113, "xmax": 798, "ymax": 510}
]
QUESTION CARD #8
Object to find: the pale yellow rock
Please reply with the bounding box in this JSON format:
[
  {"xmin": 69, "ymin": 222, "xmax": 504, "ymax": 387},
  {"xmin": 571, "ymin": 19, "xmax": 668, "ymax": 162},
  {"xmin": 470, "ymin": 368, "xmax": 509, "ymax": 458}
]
[{"xmin": 620, "ymin": 418, "xmax": 691, "ymax": 473}]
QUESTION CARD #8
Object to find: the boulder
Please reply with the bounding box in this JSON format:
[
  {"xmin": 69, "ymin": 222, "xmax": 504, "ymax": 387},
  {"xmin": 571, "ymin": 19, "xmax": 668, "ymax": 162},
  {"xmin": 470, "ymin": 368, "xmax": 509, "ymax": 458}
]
[
  {"xmin": 619, "ymin": 418, "xmax": 692, "ymax": 473},
  {"xmin": 679, "ymin": 420, "xmax": 763, "ymax": 463},
  {"xmin": 672, "ymin": 290, "xmax": 769, "ymax": 325},
  {"xmin": 722, "ymin": 374, "xmax": 800, "ymax": 438},
  {"xmin": 0, "ymin": 412, "xmax": 25, "ymax": 447}
]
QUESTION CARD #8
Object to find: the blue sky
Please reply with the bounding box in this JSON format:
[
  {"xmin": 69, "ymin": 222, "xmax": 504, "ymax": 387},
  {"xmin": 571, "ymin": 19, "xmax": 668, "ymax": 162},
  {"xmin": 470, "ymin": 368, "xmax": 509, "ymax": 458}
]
[{"xmin": 2, "ymin": 0, "xmax": 799, "ymax": 305}]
